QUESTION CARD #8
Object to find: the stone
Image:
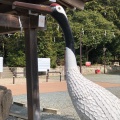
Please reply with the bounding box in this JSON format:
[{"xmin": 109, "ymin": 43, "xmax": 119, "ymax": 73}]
[{"xmin": 0, "ymin": 86, "xmax": 13, "ymax": 120}]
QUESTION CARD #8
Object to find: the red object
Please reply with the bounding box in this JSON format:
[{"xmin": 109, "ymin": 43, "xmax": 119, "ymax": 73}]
[
  {"xmin": 50, "ymin": 3, "xmax": 60, "ymax": 7},
  {"xmin": 85, "ymin": 62, "xmax": 91, "ymax": 67},
  {"xmin": 95, "ymin": 69, "xmax": 101, "ymax": 74}
]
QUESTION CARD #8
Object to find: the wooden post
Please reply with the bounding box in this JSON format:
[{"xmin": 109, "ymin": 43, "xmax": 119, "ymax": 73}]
[{"xmin": 24, "ymin": 16, "xmax": 40, "ymax": 120}]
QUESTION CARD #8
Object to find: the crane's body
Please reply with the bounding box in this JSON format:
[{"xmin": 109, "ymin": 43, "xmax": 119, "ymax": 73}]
[
  {"xmin": 66, "ymin": 65, "xmax": 120, "ymax": 120},
  {"xmin": 50, "ymin": 3, "xmax": 120, "ymax": 120}
]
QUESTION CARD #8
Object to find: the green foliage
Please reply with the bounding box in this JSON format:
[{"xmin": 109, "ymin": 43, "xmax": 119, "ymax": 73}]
[
  {"xmin": 6, "ymin": 50, "xmax": 25, "ymax": 67},
  {"xmin": 4, "ymin": 32, "xmax": 25, "ymax": 67},
  {"xmin": 70, "ymin": 9, "xmax": 116, "ymax": 44},
  {"xmin": 67, "ymin": 7, "xmax": 118, "ymax": 62}
]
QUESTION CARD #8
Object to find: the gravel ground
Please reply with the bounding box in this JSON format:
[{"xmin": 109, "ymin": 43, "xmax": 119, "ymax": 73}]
[
  {"xmin": 84, "ymin": 73, "xmax": 120, "ymax": 83},
  {"xmin": 10, "ymin": 91, "xmax": 79, "ymax": 120},
  {"xmin": 9, "ymin": 86, "xmax": 120, "ymax": 120},
  {"xmin": 7, "ymin": 73, "xmax": 120, "ymax": 120}
]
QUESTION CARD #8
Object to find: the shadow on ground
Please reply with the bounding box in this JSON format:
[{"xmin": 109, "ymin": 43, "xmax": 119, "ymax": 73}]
[{"xmin": 8, "ymin": 104, "xmax": 79, "ymax": 120}]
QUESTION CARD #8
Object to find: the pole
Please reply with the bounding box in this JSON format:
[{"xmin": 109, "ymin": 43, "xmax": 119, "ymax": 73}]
[
  {"xmin": 80, "ymin": 34, "xmax": 82, "ymax": 73},
  {"xmin": 104, "ymin": 51, "xmax": 106, "ymax": 74},
  {"xmin": 24, "ymin": 17, "xmax": 40, "ymax": 120},
  {"xmin": 103, "ymin": 47, "xmax": 106, "ymax": 74}
]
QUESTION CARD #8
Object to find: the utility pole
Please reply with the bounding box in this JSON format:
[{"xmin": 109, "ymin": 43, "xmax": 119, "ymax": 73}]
[
  {"xmin": 80, "ymin": 28, "xmax": 84, "ymax": 73},
  {"xmin": 80, "ymin": 34, "xmax": 82, "ymax": 73},
  {"xmin": 103, "ymin": 47, "xmax": 107, "ymax": 74}
]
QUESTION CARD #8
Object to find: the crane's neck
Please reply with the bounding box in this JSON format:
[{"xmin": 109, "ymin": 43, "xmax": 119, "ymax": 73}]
[
  {"xmin": 51, "ymin": 11, "xmax": 77, "ymax": 69},
  {"xmin": 51, "ymin": 10, "xmax": 75, "ymax": 52}
]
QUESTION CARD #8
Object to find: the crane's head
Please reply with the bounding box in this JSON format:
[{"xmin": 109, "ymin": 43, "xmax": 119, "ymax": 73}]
[{"xmin": 50, "ymin": 3, "xmax": 67, "ymax": 19}]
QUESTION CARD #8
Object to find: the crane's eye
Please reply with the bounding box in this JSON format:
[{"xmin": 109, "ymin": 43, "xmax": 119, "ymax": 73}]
[
  {"xmin": 56, "ymin": 6, "xmax": 67, "ymax": 18},
  {"xmin": 58, "ymin": 6, "xmax": 61, "ymax": 10}
]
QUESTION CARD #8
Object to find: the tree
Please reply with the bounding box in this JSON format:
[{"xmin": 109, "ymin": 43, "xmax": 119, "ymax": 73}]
[
  {"xmin": 85, "ymin": 0, "xmax": 120, "ymax": 63},
  {"xmin": 4, "ymin": 33, "xmax": 25, "ymax": 67},
  {"xmin": 67, "ymin": 9, "xmax": 117, "ymax": 62}
]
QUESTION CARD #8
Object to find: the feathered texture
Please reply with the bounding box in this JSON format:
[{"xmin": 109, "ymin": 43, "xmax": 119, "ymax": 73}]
[{"xmin": 66, "ymin": 48, "xmax": 120, "ymax": 120}]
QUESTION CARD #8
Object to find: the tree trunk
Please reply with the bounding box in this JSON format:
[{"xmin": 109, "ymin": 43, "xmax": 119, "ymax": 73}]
[
  {"xmin": 86, "ymin": 46, "xmax": 94, "ymax": 61},
  {"xmin": 0, "ymin": 86, "xmax": 13, "ymax": 120}
]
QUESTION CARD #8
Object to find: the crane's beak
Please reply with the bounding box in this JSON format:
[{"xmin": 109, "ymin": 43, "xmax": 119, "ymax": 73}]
[{"xmin": 12, "ymin": 1, "xmax": 53, "ymax": 14}]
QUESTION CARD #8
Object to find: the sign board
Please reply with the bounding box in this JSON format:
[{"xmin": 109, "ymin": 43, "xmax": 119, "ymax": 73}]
[
  {"xmin": 38, "ymin": 58, "xmax": 50, "ymax": 72},
  {"xmin": 85, "ymin": 61, "xmax": 91, "ymax": 67},
  {"xmin": 38, "ymin": 15, "xmax": 45, "ymax": 27},
  {"xmin": 113, "ymin": 62, "xmax": 119, "ymax": 66},
  {"xmin": 0, "ymin": 57, "xmax": 3, "ymax": 72},
  {"xmin": 49, "ymin": 0, "xmax": 56, "ymax": 2}
]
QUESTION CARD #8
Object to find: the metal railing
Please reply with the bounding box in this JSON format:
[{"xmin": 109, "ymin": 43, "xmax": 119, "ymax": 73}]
[
  {"xmin": 46, "ymin": 69, "xmax": 61, "ymax": 82},
  {"xmin": 13, "ymin": 72, "xmax": 24, "ymax": 84}
]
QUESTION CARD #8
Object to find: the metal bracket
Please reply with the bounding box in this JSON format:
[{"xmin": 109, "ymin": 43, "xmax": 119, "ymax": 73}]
[{"xmin": 18, "ymin": 16, "xmax": 23, "ymax": 34}]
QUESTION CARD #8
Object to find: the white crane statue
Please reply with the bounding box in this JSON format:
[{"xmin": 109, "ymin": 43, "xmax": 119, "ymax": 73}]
[{"xmin": 50, "ymin": 3, "xmax": 120, "ymax": 120}]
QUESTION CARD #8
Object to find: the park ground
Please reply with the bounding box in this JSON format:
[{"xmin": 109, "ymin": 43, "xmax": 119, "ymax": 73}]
[{"xmin": 0, "ymin": 73, "xmax": 120, "ymax": 120}]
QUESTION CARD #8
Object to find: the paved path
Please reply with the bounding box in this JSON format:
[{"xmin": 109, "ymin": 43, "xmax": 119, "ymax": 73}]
[
  {"xmin": 4, "ymin": 81, "xmax": 120, "ymax": 96},
  {"xmin": 0, "ymin": 74, "xmax": 119, "ymax": 95}
]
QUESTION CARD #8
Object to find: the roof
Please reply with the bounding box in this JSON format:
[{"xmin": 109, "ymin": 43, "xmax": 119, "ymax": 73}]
[{"xmin": 0, "ymin": 0, "xmax": 90, "ymax": 34}]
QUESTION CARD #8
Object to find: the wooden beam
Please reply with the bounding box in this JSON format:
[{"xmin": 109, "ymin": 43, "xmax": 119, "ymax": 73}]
[
  {"xmin": 0, "ymin": 13, "xmax": 29, "ymax": 28},
  {"xmin": 13, "ymin": 1, "xmax": 52, "ymax": 14},
  {"xmin": 0, "ymin": 13, "xmax": 46, "ymax": 34},
  {"xmin": 0, "ymin": 27, "xmax": 19, "ymax": 35},
  {"xmin": 59, "ymin": 0, "xmax": 85, "ymax": 9},
  {"xmin": 0, "ymin": 0, "xmax": 13, "ymax": 5},
  {"xmin": 57, "ymin": 0, "xmax": 73, "ymax": 8}
]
